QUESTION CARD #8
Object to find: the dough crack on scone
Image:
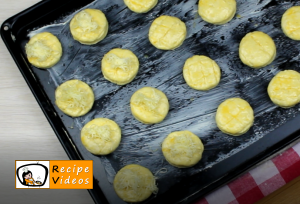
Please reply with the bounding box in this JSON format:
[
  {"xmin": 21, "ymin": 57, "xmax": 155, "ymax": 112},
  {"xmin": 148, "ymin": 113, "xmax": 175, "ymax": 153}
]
[
  {"xmin": 183, "ymin": 55, "xmax": 221, "ymax": 90},
  {"xmin": 189, "ymin": 62, "xmax": 218, "ymax": 85},
  {"xmin": 152, "ymin": 21, "xmax": 174, "ymax": 44},
  {"xmin": 268, "ymin": 70, "xmax": 300, "ymax": 108},
  {"xmin": 216, "ymin": 98, "xmax": 254, "ymax": 136},
  {"xmin": 149, "ymin": 15, "xmax": 187, "ymax": 50},
  {"xmin": 239, "ymin": 31, "xmax": 276, "ymax": 68},
  {"xmin": 282, "ymin": 6, "xmax": 300, "ymax": 40},
  {"xmin": 222, "ymin": 104, "xmax": 249, "ymax": 129},
  {"xmin": 250, "ymin": 36, "xmax": 273, "ymax": 58},
  {"xmin": 198, "ymin": 0, "xmax": 236, "ymax": 25},
  {"xmin": 157, "ymin": 21, "xmax": 181, "ymax": 43},
  {"xmin": 289, "ymin": 27, "xmax": 300, "ymax": 35}
]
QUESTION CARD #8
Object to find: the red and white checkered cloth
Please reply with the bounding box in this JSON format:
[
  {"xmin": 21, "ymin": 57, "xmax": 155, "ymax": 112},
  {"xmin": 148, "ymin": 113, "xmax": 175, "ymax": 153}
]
[{"xmin": 194, "ymin": 142, "xmax": 300, "ymax": 204}]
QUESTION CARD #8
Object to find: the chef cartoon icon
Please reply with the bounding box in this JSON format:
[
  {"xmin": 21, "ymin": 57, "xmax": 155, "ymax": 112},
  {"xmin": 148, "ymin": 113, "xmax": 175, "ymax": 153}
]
[{"xmin": 22, "ymin": 167, "xmax": 42, "ymax": 186}]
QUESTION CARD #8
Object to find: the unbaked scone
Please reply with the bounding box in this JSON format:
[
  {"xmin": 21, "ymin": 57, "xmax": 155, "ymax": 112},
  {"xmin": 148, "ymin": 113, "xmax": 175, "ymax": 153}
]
[
  {"xmin": 70, "ymin": 9, "xmax": 109, "ymax": 45},
  {"xmin": 216, "ymin": 98, "xmax": 254, "ymax": 136},
  {"xmin": 282, "ymin": 6, "xmax": 300, "ymax": 40},
  {"xmin": 124, "ymin": 0, "xmax": 158, "ymax": 13},
  {"xmin": 149, "ymin": 15, "xmax": 187, "ymax": 50},
  {"xmin": 81, "ymin": 118, "xmax": 121, "ymax": 155},
  {"xmin": 113, "ymin": 164, "xmax": 158, "ymax": 202},
  {"xmin": 268, "ymin": 70, "xmax": 300, "ymax": 108},
  {"xmin": 55, "ymin": 79, "xmax": 94, "ymax": 117},
  {"xmin": 130, "ymin": 87, "xmax": 169, "ymax": 124},
  {"xmin": 183, "ymin": 55, "xmax": 221, "ymax": 91},
  {"xmin": 25, "ymin": 32, "xmax": 62, "ymax": 68},
  {"xmin": 239, "ymin": 31, "xmax": 276, "ymax": 68},
  {"xmin": 101, "ymin": 48, "xmax": 139, "ymax": 85},
  {"xmin": 162, "ymin": 130, "xmax": 204, "ymax": 168},
  {"xmin": 198, "ymin": 0, "xmax": 236, "ymax": 25}
]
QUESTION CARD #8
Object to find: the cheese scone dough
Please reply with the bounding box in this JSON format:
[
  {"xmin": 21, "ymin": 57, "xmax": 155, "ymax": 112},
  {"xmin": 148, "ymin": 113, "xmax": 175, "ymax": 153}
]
[
  {"xmin": 216, "ymin": 98, "xmax": 254, "ymax": 136},
  {"xmin": 113, "ymin": 164, "xmax": 158, "ymax": 202},
  {"xmin": 239, "ymin": 31, "xmax": 276, "ymax": 68},
  {"xmin": 81, "ymin": 118, "xmax": 121, "ymax": 155},
  {"xmin": 55, "ymin": 79, "xmax": 94, "ymax": 117},
  {"xmin": 70, "ymin": 9, "xmax": 108, "ymax": 45},
  {"xmin": 162, "ymin": 131, "xmax": 204, "ymax": 168},
  {"xmin": 282, "ymin": 6, "xmax": 300, "ymax": 40},
  {"xmin": 268, "ymin": 70, "xmax": 300, "ymax": 108},
  {"xmin": 130, "ymin": 87, "xmax": 169, "ymax": 124},
  {"xmin": 183, "ymin": 55, "xmax": 221, "ymax": 91},
  {"xmin": 149, "ymin": 15, "xmax": 187, "ymax": 50},
  {"xmin": 101, "ymin": 48, "xmax": 139, "ymax": 85},
  {"xmin": 124, "ymin": 0, "xmax": 158, "ymax": 13},
  {"xmin": 25, "ymin": 32, "xmax": 62, "ymax": 69},
  {"xmin": 198, "ymin": 0, "xmax": 236, "ymax": 25}
]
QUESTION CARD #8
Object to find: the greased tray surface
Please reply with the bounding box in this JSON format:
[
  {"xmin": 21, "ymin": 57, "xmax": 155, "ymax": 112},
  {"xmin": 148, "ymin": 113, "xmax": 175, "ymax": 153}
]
[{"xmin": 2, "ymin": 0, "xmax": 300, "ymax": 203}]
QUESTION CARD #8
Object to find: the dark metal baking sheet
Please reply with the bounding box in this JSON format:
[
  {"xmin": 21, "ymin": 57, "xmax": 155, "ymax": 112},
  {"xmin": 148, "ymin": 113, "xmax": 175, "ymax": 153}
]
[{"xmin": 1, "ymin": 0, "xmax": 300, "ymax": 203}]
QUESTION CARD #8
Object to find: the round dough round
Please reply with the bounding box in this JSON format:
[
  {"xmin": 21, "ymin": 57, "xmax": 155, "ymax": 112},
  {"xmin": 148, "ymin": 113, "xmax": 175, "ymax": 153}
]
[
  {"xmin": 113, "ymin": 164, "xmax": 158, "ymax": 202},
  {"xmin": 239, "ymin": 31, "xmax": 276, "ymax": 68},
  {"xmin": 268, "ymin": 70, "xmax": 300, "ymax": 108},
  {"xmin": 70, "ymin": 9, "xmax": 109, "ymax": 45},
  {"xmin": 149, "ymin": 15, "xmax": 187, "ymax": 50},
  {"xmin": 162, "ymin": 130, "xmax": 204, "ymax": 168},
  {"xmin": 124, "ymin": 0, "xmax": 158, "ymax": 13},
  {"xmin": 183, "ymin": 55, "xmax": 221, "ymax": 91},
  {"xmin": 81, "ymin": 118, "xmax": 121, "ymax": 155},
  {"xmin": 282, "ymin": 6, "xmax": 300, "ymax": 41},
  {"xmin": 198, "ymin": 0, "xmax": 236, "ymax": 25},
  {"xmin": 55, "ymin": 79, "xmax": 94, "ymax": 117},
  {"xmin": 101, "ymin": 48, "xmax": 139, "ymax": 85},
  {"xmin": 130, "ymin": 87, "xmax": 169, "ymax": 124},
  {"xmin": 25, "ymin": 32, "xmax": 62, "ymax": 68},
  {"xmin": 216, "ymin": 98, "xmax": 254, "ymax": 136}
]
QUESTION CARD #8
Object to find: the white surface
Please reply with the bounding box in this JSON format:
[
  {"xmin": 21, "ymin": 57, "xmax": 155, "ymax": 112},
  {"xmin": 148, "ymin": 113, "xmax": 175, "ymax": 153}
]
[
  {"xmin": 0, "ymin": 1, "xmax": 93, "ymax": 203},
  {"xmin": 249, "ymin": 160, "xmax": 280, "ymax": 185},
  {"xmin": 205, "ymin": 185, "xmax": 236, "ymax": 204},
  {"xmin": 293, "ymin": 142, "xmax": 300, "ymax": 156}
]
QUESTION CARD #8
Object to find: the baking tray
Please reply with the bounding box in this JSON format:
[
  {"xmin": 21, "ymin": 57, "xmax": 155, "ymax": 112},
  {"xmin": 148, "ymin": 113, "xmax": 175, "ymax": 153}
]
[{"xmin": 2, "ymin": 0, "xmax": 300, "ymax": 203}]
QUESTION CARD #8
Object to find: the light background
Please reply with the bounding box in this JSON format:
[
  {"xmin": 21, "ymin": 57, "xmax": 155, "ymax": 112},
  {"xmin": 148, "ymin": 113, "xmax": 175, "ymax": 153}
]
[{"xmin": 0, "ymin": 0, "xmax": 93, "ymax": 203}]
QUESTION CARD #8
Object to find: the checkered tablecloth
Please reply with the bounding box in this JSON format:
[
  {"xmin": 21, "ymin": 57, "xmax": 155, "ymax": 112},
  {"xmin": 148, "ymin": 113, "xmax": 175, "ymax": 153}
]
[{"xmin": 194, "ymin": 142, "xmax": 300, "ymax": 204}]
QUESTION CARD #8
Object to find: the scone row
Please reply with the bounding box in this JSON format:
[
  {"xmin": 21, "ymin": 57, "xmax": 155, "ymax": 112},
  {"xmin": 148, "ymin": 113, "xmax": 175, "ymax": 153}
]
[
  {"xmin": 24, "ymin": 7, "xmax": 299, "ymax": 72},
  {"xmin": 25, "ymin": 4, "xmax": 300, "ymax": 68}
]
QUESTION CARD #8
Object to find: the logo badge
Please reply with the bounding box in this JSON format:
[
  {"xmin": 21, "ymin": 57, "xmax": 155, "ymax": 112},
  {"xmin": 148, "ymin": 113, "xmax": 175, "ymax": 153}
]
[{"xmin": 16, "ymin": 161, "xmax": 50, "ymax": 189}]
